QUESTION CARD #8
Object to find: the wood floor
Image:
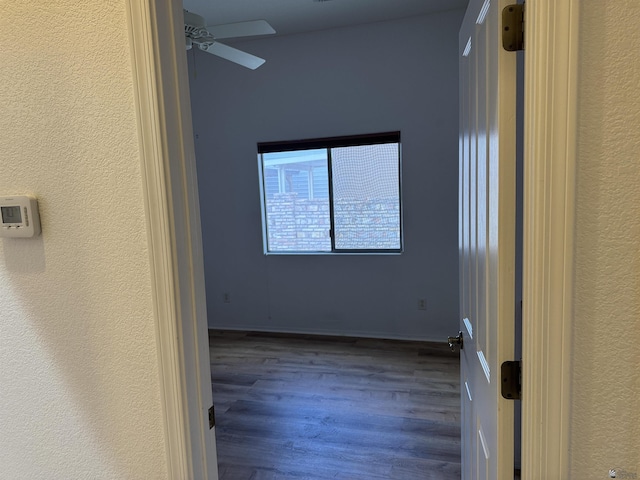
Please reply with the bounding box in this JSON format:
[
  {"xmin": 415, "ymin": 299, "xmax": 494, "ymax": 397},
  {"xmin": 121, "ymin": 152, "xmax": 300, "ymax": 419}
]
[{"xmin": 209, "ymin": 330, "xmax": 461, "ymax": 480}]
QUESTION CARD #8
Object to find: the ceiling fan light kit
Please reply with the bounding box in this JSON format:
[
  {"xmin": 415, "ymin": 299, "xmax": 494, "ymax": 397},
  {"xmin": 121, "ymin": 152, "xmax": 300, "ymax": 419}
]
[{"xmin": 184, "ymin": 10, "xmax": 275, "ymax": 70}]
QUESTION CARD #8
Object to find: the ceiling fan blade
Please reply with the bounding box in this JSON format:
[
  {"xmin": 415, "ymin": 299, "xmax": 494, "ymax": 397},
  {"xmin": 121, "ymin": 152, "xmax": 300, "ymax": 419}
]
[
  {"xmin": 206, "ymin": 20, "xmax": 275, "ymax": 40},
  {"xmin": 199, "ymin": 42, "xmax": 266, "ymax": 70}
]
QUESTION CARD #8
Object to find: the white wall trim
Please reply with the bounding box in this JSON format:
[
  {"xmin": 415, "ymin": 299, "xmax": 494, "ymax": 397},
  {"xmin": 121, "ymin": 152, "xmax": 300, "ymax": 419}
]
[
  {"xmin": 126, "ymin": 2, "xmax": 216, "ymax": 478},
  {"xmin": 209, "ymin": 325, "xmax": 448, "ymax": 343},
  {"xmin": 521, "ymin": 1, "xmax": 579, "ymax": 478},
  {"xmin": 126, "ymin": 1, "xmax": 190, "ymax": 477}
]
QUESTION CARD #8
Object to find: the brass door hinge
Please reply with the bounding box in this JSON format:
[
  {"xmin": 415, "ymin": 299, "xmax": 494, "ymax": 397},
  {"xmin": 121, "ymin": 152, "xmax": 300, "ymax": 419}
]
[
  {"xmin": 501, "ymin": 361, "xmax": 521, "ymax": 400},
  {"xmin": 502, "ymin": 3, "xmax": 525, "ymax": 51}
]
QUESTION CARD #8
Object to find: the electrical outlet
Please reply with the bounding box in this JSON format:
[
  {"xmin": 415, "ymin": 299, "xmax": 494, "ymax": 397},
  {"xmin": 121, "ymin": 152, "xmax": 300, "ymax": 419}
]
[
  {"xmin": 418, "ymin": 299, "xmax": 427, "ymax": 310},
  {"xmin": 223, "ymin": 292, "xmax": 231, "ymax": 303}
]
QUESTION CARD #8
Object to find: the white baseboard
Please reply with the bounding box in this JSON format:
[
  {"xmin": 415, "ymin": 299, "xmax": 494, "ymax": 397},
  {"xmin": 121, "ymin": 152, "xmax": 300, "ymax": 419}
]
[{"xmin": 208, "ymin": 323, "xmax": 446, "ymax": 344}]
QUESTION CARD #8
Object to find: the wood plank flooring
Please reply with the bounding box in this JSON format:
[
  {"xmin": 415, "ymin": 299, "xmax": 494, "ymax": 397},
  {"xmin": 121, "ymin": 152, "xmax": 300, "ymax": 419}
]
[{"xmin": 210, "ymin": 330, "xmax": 461, "ymax": 480}]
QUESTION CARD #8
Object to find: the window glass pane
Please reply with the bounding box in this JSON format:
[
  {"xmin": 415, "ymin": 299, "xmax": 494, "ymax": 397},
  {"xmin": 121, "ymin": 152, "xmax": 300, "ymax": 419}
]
[
  {"xmin": 331, "ymin": 143, "xmax": 401, "ymax": 250},
  {"xmin": 262, "ymin": 149, "xmax": 331, "ymax": 252}
]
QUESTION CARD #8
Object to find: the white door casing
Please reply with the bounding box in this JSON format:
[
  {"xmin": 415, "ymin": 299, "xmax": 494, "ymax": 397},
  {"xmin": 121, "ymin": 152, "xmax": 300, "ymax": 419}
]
[
  {"xmin": 459, "ymin": 0, "xmax": 517, "ymax": 478},
  {"xmin": 126, "ymin": 1, "xmax": 219, "ymax": 478},
  {"xmin": 521, "ymin": 2, "xmax": 578, "ymax": 478}
]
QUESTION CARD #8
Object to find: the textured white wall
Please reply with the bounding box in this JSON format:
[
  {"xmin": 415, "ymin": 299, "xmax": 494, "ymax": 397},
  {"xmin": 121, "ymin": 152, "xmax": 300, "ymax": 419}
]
[
  {"xmin": 189, "ymin": 11, "xmax": 464, "ymax": 341},
  {"xmin": 0, "ymin": 2, "xmax": 168, "ymax": 479},
  {"xmin": 571, "ymin": 1, "xmax": 640, "ymax": 477}
]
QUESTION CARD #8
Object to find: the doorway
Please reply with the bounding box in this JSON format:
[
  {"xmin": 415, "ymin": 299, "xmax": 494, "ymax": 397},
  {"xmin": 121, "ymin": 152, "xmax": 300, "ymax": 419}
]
[
  {"xmin": 131, "ymin": 0, "xmax": 580, "ymax": 477},
  {"xmin": 184, "ymin": 4, "xmax": 469, "ymax": 478}
]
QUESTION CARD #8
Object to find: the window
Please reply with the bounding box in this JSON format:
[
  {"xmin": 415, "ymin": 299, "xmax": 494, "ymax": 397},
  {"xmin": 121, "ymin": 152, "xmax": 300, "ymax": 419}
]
[{"xmin": 258, "ymin": 132, "xmax": 402, "ymax": 253}]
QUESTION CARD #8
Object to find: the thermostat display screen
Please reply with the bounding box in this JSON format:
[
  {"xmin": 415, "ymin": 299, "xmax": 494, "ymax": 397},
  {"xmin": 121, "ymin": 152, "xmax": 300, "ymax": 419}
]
[
  {"xmin": 0, "ymin": 195, "xmax": 41, "ymax": 237},
  {"xmin": 1, "ymin": 206, "xmax": 22, "ymax": 224}
]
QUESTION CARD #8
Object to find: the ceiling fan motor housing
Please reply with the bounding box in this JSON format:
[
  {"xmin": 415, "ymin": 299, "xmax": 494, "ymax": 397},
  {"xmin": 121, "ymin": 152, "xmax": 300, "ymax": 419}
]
[{"xmin": 184, "ymin": 10, "xmax": 213, "ymax": 45}]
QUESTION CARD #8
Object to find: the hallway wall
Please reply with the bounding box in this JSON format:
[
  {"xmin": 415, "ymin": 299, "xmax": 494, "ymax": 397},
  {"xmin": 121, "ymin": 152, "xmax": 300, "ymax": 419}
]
[
  {"xmin": 0, "ymin": 3, "xmax": 168, "ymax": 478},
  {"xmin": 570, "ymin": 1, "xmax": 640, "ymax": 476}
]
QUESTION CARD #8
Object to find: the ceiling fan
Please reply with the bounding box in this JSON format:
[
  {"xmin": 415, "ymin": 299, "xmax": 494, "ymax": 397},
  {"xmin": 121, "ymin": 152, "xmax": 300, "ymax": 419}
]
[{"xmin": 184, "ymin": 10, "xmax": 275, "ymax": 70}]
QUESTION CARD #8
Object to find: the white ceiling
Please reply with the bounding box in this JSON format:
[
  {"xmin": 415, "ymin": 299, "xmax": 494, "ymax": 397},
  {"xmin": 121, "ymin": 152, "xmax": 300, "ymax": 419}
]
[{"xmin": 182, "ymin": 0, "xmax": 469, "ymax": 38}]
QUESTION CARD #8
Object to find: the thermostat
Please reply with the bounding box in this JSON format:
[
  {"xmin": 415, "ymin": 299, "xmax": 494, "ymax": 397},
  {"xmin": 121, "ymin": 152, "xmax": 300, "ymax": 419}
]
[{"xmin": 0, "ymin": 195, "xmax": 41, "ymax": 238}]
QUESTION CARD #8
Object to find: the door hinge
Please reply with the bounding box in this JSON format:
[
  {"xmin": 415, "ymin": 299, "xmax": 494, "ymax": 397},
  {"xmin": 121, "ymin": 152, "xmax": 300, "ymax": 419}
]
[
  {"xmin": 501, "ymin": 361, "xmax": 521, "ymax": 400},
  {"xmin": 502, "ymin": 3, "xmax": 525, "ymax": 51},
  {"xmin": 208, "ymin": 405, "xmax": 215, "ymax": 429}
]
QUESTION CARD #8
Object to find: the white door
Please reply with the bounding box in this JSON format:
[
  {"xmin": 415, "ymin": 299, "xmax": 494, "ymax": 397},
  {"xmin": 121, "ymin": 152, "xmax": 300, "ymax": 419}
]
[{"xmin": 458, "ymin": 0, "xmax": 517, "ymax": 478}]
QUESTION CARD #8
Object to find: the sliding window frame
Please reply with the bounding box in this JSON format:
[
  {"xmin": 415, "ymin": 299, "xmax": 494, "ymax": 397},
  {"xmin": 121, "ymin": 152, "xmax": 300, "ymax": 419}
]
[{"xmin": 258, "ymin": 131, "xmax": 403, "ymax": 254}]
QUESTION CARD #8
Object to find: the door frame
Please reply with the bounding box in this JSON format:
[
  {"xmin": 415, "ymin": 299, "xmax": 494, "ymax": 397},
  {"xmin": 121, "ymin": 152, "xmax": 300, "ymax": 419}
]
[
  {"xmin": 126, "ymin": 1, "xmax": 217, "ymax": 478},
  {"xmin": 521, "ymin": 1, "xmax": 579, "ymax": 478},
  {"xmin": 125, "ymin": 0, "xmax": 580, "ymax": 478}
]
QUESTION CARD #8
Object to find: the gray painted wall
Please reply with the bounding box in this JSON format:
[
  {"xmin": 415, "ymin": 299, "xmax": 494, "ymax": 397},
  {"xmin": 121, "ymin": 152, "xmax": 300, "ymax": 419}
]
[{"xmin": 188, "ymin": 10, "xmax": 464, "ymax": 341}]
